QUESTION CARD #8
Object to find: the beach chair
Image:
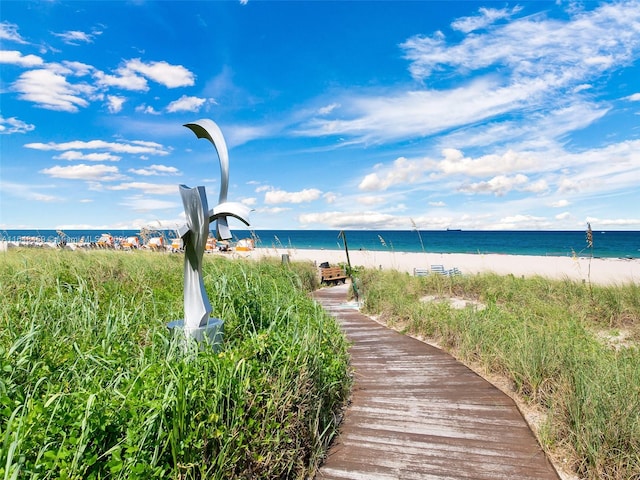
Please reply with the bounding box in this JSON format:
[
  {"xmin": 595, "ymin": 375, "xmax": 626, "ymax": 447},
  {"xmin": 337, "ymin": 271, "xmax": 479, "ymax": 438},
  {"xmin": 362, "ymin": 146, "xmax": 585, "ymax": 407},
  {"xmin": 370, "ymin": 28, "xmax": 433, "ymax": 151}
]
[
  {"xmin": 447, "ymin": 267, "xmax": 462, "ymax": 276},
  {"xmin": 430, "ymin": 265, "xmax": 446, "ymax": 275},
  {"xmin": 413, "ymin": 268, "xmax": 429, "ymax": 277}
]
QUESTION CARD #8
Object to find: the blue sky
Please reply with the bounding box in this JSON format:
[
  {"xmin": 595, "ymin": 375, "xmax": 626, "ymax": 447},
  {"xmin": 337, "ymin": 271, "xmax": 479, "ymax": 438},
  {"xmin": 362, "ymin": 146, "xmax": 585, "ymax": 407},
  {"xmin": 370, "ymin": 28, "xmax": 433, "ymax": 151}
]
[{"xmin": 1, "ymin": 1, "xmax": 639, "ymax": 232}]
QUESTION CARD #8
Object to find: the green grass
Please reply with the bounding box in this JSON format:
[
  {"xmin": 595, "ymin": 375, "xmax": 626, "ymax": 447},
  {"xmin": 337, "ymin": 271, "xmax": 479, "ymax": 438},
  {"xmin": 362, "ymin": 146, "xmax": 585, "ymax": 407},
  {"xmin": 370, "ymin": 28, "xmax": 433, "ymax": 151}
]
[
  {"xmin": 357, "ymin": 269, "xmax": 640, "ymax": 480},
  {"xmin": 0, "ymin": 249, "xmax": 350, "ymax": 479}
]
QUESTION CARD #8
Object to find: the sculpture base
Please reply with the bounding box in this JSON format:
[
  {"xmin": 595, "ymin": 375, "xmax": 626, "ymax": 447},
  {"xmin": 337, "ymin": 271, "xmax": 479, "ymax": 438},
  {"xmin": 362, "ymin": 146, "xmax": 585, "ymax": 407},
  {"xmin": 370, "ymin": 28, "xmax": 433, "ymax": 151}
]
[{"xmin": 167, "ymin": 317, "xmax": 224, "ymax": 349}]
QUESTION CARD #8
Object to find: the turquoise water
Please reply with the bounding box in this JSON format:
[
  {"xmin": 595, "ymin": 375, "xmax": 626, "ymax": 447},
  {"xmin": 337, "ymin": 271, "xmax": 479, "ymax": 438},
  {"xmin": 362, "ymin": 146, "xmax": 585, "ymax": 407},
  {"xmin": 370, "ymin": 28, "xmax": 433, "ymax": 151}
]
[{"xmin": 3, "ymin": 229, "xmax": 639, "ymax": 258}]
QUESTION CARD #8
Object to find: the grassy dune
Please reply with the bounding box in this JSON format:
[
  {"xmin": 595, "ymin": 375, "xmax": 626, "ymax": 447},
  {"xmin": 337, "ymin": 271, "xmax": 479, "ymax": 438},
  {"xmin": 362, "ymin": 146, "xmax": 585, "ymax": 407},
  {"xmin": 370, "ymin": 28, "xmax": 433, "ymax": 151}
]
[
  {"xmin": 357, "ymin": 269, "xmax": 640, "ymax": 480},
  {"xmin": 0, "ymin": 249, "xmax": 350, "ymax": 479}
]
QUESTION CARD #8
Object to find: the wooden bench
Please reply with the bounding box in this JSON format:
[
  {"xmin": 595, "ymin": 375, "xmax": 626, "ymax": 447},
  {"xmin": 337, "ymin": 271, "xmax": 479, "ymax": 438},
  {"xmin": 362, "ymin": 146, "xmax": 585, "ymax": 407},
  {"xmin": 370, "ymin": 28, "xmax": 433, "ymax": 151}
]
[{"xmin": 320, "ymin": 266, "xmax": 348, "ymax": 285}]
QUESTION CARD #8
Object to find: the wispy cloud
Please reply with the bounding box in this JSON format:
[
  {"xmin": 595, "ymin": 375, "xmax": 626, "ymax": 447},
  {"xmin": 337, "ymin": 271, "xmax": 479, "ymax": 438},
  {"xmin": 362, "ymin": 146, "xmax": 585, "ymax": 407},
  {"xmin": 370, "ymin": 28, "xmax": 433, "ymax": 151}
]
[
  {"xmin": 94, "ymin": 59, "xmax": 194, "ymax": 91},
  {"xmin": 0, "ymin": 181, "xmax": 61, "ymax": 202},
  {"xmin": 166, "ymin": 95, "xmax": 210, "ymax": 113},
  {"xmin": 53, "ymin": 29, "xmax": 102, "ymax": 45},
  {"xmin": 107, "ymin": 182, "xmax": 178, "ymax": 195},
  {"xmin": 128, "ymin": 164, "xmax": 180, "ymax": 176},
  {"xmin": 106, "ymin": 95, "xmax": 126, "ymax": 113},
  {"xmin": 26, "ymin": 139, "xmax": 170, "ymax": 156},
  {"xmin": 264, "ymin": 188, "xmax": 322, "ymax": 204},
  {"xmin": 54, "ymin": 151, "xmax": 121, "ymax": 162},
  {"xmin": 0, "ymin": 116, "xmax": 35, "ymax": 134},
  {"xmin": 39, "ymin": 164, "xmax": 126, "ymax": 181},
  {"xmin": 297, "ymin": 2, "xmax": 640, "ymax": 147},
  {"xmin": 0, "ymin": 21, "xmax": 28, "ymax": 44},
  {"xmin": 451, "ymin": 6, "xmax": 522, "ymax": 33}
]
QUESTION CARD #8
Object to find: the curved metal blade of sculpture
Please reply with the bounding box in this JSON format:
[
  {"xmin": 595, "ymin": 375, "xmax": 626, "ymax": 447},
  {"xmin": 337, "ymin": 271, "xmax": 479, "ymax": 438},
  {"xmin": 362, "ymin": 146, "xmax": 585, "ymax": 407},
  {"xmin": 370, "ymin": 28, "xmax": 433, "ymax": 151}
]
[{"xmin": 183, "ymin": 119, "xmax": 251, "ymax": 239}]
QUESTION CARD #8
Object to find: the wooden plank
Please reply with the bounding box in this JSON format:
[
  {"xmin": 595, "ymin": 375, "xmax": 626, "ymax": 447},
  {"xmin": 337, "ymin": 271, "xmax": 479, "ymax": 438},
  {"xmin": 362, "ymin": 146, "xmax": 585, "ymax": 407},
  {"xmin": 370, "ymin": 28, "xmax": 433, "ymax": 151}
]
[{"xmin": 313, "ymin": 284, "xmax": 559, "ymax": 480}]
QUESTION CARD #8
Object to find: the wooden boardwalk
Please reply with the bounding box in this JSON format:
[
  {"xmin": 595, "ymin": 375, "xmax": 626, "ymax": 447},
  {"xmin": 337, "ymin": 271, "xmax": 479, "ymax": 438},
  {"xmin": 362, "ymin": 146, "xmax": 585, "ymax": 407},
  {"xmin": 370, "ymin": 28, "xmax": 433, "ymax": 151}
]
[{"xmin": 313, "ymin": 284, "xmax": 560, "ymax": 480}]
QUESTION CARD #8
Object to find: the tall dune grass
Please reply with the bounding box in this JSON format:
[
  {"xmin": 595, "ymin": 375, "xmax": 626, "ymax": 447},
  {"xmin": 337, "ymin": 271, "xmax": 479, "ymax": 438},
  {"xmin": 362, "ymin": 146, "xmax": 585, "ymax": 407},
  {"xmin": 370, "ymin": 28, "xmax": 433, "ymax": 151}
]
[
  {"xmin": 0, "ymin": 249, "xmax": 350, "ymax": 479},
  {"xmin": 358, "ymin": 269, "xmax": 639, "ymax": 480}
]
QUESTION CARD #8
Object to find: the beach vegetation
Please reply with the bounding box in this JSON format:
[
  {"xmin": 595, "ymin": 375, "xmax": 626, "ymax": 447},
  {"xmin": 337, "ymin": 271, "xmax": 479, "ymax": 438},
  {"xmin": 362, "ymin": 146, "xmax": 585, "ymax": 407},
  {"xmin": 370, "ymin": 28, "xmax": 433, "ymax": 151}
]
[
  {"xmin": 0, "ymin": 249, "xmax": 350, "ymax": 479},
  {"xmin": 357, "ymin": 269, "xmax": 639, "ymax": 480}
]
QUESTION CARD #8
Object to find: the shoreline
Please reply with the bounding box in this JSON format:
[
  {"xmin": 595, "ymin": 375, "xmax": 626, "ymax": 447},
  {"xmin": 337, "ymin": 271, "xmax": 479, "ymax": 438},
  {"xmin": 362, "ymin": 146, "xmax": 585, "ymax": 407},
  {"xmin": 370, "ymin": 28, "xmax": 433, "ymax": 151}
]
[
  {"xmin": 2, "ymin": 241, "xmax": 638, "ymax": 285},
  {"xmin": 246, "ymin": 247, "xmax": 639, "ymax": 286}
]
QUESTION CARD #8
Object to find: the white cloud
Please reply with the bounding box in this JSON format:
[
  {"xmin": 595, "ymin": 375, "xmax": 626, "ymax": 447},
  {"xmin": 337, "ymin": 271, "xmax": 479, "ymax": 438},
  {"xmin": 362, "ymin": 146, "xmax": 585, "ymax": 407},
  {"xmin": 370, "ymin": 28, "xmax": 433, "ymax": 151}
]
[
  {"xmin": 352, "ymin": 137, "xmax": 639, "ymax": 205},
  {"xmin": 555, "ymin": 212, "xmax": 572, "ymax": 220},
  {"xmin": 550, "ymin": 199, "xmax": 570, "ymax": 208},
  {"xmin": 94, "ymin": 59, "xmax": 193, "ymax": 91},
  {"xmin": 264, "ymin": 188, "xmax": 322, "ymax": 204},
  {"xmin": 318, "ymin": 103, "xmax": 340, "ymax": 115},
  {"xmin": 128, "ymin": 164, "xmax": 180, "ymax": 176},
  {"xmin": 358, "ymin": 157, "xmax": 424, "ymax": 191},
  {"xmin": 451, "ymin": 6, "xmax": 521, "ymax": 33},
  {"xmin": 94, "ymin": 69, "xmax": 148, "ymax": 91},
  {"xmin": 0, "ymin": 50, "xmax": 44, "ymax": 67},
  {"xmin": 242, "ymin": 197, "xmax": 257, "ymax": 206},
  {"xmin": 323, "ymin": 192, "xmax": 337, "ymax": 204},
  {"xmin": 298, "ymin": 2, "xmax": 640, "ymax": 147},
  {"xmin": 40, "ymin": 164, "xmax": 125, "ymax": 181},
  {"xmin": 25, "ymin": 139, "xmax": 170, "ymax": 156},
  {"xmin": 302, "ymin": 78, "xmax": 537, "ymax": 144},
  {"xmin": 357, "ymin": 195, "xmax": 386, "ymax": 206},
  {"xmin": 125, "ymin": 58, "xmax": 194, "ymax": 88},
  {"xmin": 626, "ymin": 93, "xmax": 640, "ymax": 101},
  {"xmin": 166, "ymin": 95, "xmax": 208, "ymax": 113},
  {"xmin": 403, "ymin": 2, "xmax": 639, "ymax": 81},
  {"xmin": 429, "ymin": 201, "xmax": 446, "ymax": 207},
  {"xmin": 524, "ymin": 179, "xmax": 549, "ymax": 193},
  {"xmin": 135, "ymin": 104, "xmax": 161, "ymax": 115},
  {"xmin": 53, "ymin": 29, "xmax": 101, "ymax": 45},
  {"xmin": 298, "ymin": 211, "xmax": 402, "ymax": 230},
  {"xmin": 13, "ymin": 68, "xmax": 94, "ymax": 112},
  {"xmin": 0, "ymin": 21, "xmax": 28, "ymax": 44},
  {"xmin": 358, "ymin": 173, "xmax": 383, "ymax": 191},
  {"xmin": 107, "ymin": 182, "xmax": 177, "ymax": 195},
  {"xmin": 62, "ymin": 61, "xmax": 94, "ymax": 76},
  {"xmin": 54, "ymin": 151, "xmax": 121, "ymax": 162},
  {"xmin": 106, "ymin": 95, "xmax": 126, "ymax": 113},
  {"xmin": 0, "ymin": 116, "xmax": 35, "ymax": 134},
  {"xmin": 458, "ymin": 173, "xmax": 529, "ymax": 196},
  {"xmin": 437, "ymin": 148, "xmax": 539, "ymax": 177},
  {"xmin": 225, "ymin": 124, "xmax": 275, "ymax": 147}
]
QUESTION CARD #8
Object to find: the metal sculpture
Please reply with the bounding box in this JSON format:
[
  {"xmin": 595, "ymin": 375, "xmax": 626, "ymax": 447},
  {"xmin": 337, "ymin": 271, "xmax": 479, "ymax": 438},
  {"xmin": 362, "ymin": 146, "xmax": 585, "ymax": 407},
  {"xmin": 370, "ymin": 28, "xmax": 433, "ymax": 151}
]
[{"xmin": 172, "ymin": 119, "xmax": 251, "ymax": 341}]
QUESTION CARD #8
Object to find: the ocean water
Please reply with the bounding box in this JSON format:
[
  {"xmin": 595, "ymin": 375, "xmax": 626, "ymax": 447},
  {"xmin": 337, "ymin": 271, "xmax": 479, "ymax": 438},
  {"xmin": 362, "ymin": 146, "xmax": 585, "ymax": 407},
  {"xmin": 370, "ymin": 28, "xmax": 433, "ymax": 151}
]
[{"xmin": 3, "ymin": 229, "xmax": 639, "ymax": 259}]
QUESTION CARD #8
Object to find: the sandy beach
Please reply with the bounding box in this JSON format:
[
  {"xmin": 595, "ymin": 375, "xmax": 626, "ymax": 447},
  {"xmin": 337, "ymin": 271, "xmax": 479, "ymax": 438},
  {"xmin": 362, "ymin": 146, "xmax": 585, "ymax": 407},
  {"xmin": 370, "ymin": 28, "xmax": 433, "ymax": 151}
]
[
  {"xmin": 245, "ymin": 247, "xmax": 639, "ymax": 286},
  {"xmin": 2, "ymin": 240, "xmax": 637, "ymax": 285}
]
